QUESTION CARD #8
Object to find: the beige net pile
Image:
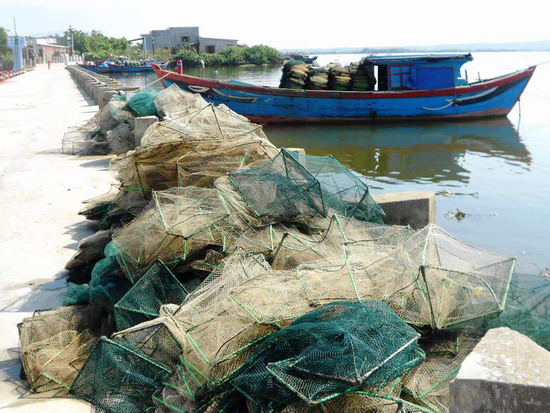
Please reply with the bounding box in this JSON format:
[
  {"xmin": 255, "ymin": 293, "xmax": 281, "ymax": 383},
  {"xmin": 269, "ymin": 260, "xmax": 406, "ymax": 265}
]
[
  {"xmin": 25, "ymin": 85, "xmax": 525, "ymax": 412},
  {"xmin": 107, "ymin": 102, "xmax": 277, "ymax": 201},
  {"xmin": 112, "ymin": 187, "xmax": 241, "ymax": 281},
  {"xmin": 401, "ymin": 334, "xmax": 480, "ymax": 411},
  {"xmin": 62, "ymin": 99, "xmax": 136, "ymax": 155},
  {"xmin": 18, "ymin": 305, "xmax": 100, "ymax": 394},
  {"xmin": 394, "ymin": 225, "xmax": 515, "ymax": 329}
]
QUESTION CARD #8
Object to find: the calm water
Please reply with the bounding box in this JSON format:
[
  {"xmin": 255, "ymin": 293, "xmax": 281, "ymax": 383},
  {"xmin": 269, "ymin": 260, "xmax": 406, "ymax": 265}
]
[{"xmin": 106, "ymin": 52, "xmax": 550, "ymax": 274}]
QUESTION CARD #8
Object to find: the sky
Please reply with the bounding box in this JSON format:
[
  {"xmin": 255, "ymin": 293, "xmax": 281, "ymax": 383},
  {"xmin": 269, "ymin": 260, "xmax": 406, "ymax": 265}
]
[{"xmin": 1, "ymin": 0, "xmax": 548, "ymax": 50}]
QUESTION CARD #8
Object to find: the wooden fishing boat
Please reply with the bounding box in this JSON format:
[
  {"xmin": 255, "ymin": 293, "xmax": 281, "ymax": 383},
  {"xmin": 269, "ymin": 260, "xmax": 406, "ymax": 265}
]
[
  {"xmin": 77, "ymin": 61, "xmax": 112, "ymax": 73},
  {"xmin": 152, "ymin": 54, "xmax": 536, "ymax": 123},
  {"xmin": 78, "ymin": 62, "xmax": 101, "ymax": 73},
  {"xmin": 108, "ymin": 61, "xmax": 169, "ymax": 73}
]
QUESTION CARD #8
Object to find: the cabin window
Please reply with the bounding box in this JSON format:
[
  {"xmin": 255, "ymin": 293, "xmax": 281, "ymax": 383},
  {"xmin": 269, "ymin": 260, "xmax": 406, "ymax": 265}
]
[
  {"xmin": 409, "ymin": 66, "xmax": 455, "ymax": 89},
  {"xmin": 388, "ymin": 65, "xmax": 412, "ymax": 90},
  {"xmin": 205, "ymin": 45, "xmax": 216, "ymax": 54},
  {"xmin": 181, "ymin": 36, "xmax": 190, "ymax": 43}
]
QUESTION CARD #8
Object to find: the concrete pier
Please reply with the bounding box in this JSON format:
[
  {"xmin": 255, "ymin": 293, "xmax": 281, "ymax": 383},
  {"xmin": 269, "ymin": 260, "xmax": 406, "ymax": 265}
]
[
  {"xmin": 450, "ymin": 328, "xmax": 550, "ymax": 412},
  {"xmin": 0, "ymin": 62, "xmax": 110, "ymax": 411}
]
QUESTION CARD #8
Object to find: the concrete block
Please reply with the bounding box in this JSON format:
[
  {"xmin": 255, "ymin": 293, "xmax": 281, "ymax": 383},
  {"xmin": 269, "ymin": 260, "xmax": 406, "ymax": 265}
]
[
  {"xmin": 100, "ymin": 90, "xmax": 116, "ymax": 108},
  {"xmin": 450, "ymin": 327, "xmax": 550, "ymax": 413},
  {"xmin": 371, "ymin": 191, "xmax": 435, "ymax": 229},
  {"xmin": 93, "ymin": 86, "xmax": 110, "ymax": 106},
  {"xmin": 134, "ymin": 116, "xmax": 159, "ymax": 147}
]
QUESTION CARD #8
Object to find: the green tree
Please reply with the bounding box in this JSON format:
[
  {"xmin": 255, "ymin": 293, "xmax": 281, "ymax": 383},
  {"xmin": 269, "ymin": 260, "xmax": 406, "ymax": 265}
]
[
  {"xmin": 64, "ymin": 27, "xmax": 90, "ymax": 55},
  {"xmin": 173, "ymin": 44, "xmax": 282, "ymax": 67},
  {"xmin": 64, "ymin": 27, "xmax": 128, "ymax": 57},
  {"xmin": 0, "ymin": 27, "xmax": 13, "ymax": 69},
  {"xmin": 0, "ymin": 27, "xmax": 10, "ymax": 55},
  {"xmin": 243, "ymin": 45, "xmax": 281, "ymax": 65}
]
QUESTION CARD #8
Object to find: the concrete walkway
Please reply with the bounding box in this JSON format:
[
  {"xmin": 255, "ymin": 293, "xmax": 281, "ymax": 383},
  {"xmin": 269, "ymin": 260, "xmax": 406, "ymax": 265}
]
[{"xmin": 0, "ymin": 63, "xmax": 114, "ymax": 411}]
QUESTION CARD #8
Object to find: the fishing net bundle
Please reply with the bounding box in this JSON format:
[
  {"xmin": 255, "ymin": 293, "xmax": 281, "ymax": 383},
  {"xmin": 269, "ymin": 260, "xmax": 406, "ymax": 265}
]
[
  {"xmin": 108, "ymin": 107, "xmax": 276, "ymax": 198},
  {"xmin": 224, "ymin": 300, "xmax": 424, "ymax": 411},
  {"xmin": 62, "ymin": 98, "xmax": 136, "ymax": 155},
  {"xmin": 18, "ymin": 305, "xmax": 101, "ymax": 394},
  {"xmin": 153, "ymin": 84, "xmax": 207, "ymax": 119},
  {"xmin": 113, "ymin": 259, "xmax": 189, "ymax": 331},
  {"xmin": 69, "ymin": 336, "xmax": 172, "ymax": 413},
  {"xmin": 227, "ymin": 148, "xmax": 385, "ymax": 225},
  {"xmin": 111, "ymin": 186, "xmax": 244, "ymax": 282},
  {"xmin": 392, "ymin": 224, "xmax": 516, "ymax": 329},
  {"xmin": 288, "ymin": 151, "xmax": 384, "ymax": 223},
  {"xmin": 448, "ymin": 271, "xmax": 550, "ymax": 350}
]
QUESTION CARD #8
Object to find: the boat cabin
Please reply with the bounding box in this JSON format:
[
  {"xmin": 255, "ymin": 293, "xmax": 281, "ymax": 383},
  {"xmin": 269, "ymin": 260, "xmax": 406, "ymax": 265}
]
[{"xmin": 361, "ymin": 53, "xmax": 473, "ymax": 91}]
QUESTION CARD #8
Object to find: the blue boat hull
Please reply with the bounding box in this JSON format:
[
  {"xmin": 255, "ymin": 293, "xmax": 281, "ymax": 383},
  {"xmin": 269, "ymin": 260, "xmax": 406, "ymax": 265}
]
[
  {"xmin": 78, "ymin": 64, "xmax": 101, "ymax": 73},
  {"xmin": 108, "ymin": 62, "xmax": 169, "ymax": 73},
  {"xmin": 152, "ymin": 65, "xmax": 535, "ymax": 123}
]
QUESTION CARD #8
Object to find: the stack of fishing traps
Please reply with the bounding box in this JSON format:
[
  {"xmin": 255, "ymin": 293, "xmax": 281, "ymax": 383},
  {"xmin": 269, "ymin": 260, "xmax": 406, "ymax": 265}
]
[{"xmin": 19, "ymin": 85, "xmax": 540, "ymax": 413}]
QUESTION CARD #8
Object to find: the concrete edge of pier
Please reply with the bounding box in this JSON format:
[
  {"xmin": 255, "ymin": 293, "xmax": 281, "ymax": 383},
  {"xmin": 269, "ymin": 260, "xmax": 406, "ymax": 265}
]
[{"xmin": 65, "ymin": 65, "xmax": 139, "ymax": 108}]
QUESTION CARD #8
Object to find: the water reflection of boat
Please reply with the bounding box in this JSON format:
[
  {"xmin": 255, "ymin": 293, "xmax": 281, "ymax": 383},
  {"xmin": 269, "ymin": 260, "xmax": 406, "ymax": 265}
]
[{"xmin": 263, "ymin": 118, "xmax": 531, "ymax": 184}]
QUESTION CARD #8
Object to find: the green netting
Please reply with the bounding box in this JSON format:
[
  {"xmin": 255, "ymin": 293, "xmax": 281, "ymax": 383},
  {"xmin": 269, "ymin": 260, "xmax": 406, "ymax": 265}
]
[
  {"xmin": 126, "ymin": 88, "xmax": 159, "ymax": 117},
  {"xmin": 287, "ymin": 151, "xmax": 385, "ymax": 224},
  {"xmin": 225, "ymin": 301, "xmax": 423, "ymax": 411},
  {"xmin": 18, "ymin": 305, "xmax": 100, "ymax": 394},
  {"xmin": 449, "ymin": 272, "xmax": 550, "ymax": 349},
  {"xmin": 228, "ymin": 149, "xmax": 385, "ymax": 224},
  {"xmin": 114, "ymin": 260, "xmax": 189, "ymax": 331},
  {"xmin": 112, "ymin": 316, "xmax": 185, "ymax": 370},
  {"xmin": 63, "ymin": 241, "xmax": 131, "ymax": 314},
  {"xmin": 70, "ymin": 337, "xmax": 172, "ymax": 413},
  {"xmin": 229, "ymin": 149, "xmax": 326, "ymax": 218}
]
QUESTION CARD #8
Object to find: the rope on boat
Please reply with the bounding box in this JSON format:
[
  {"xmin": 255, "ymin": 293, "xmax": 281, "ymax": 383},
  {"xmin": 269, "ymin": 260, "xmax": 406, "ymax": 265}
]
[
  {"xmin": 422, "ymin": 100, "xmax": 455, "ymax": 111},
  {"xmin": 140, "ymin": 72, "xmax": 171, "ymax": 90}
]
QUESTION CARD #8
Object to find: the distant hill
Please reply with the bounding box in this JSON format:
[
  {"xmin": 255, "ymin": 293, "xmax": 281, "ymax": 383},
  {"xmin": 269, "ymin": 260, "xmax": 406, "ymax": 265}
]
[{"xmin": 281, "ymin": 40, "xmax": 550, "ymax": 55}]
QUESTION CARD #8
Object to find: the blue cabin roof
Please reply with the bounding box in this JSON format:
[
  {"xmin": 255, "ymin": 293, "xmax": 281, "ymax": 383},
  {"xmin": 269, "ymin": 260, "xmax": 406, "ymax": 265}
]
[
  {"xmin": 362, "ymin": 53, "xmax": 473, "ymax": 65},
  {"xmin": 362, "ymin": 53, "xmax": 473, "ymax": 90}
]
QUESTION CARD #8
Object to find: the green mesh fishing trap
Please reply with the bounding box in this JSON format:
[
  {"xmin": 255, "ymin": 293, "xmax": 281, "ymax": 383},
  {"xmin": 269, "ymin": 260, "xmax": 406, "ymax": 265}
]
[
  {"xmin": 227, "ymin": 300, "xmax": 424, "ymax": 411},
  {"xmin": 114, "ymin": 260, "xmax": 189, "ymax": 331},
  {"xmin": 228, "ymin": 148, "xmax": 385, "ymax": 224},
  {"xmin": 70, "ymin": 336, "xmax": 172, "ymax": 413}
]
